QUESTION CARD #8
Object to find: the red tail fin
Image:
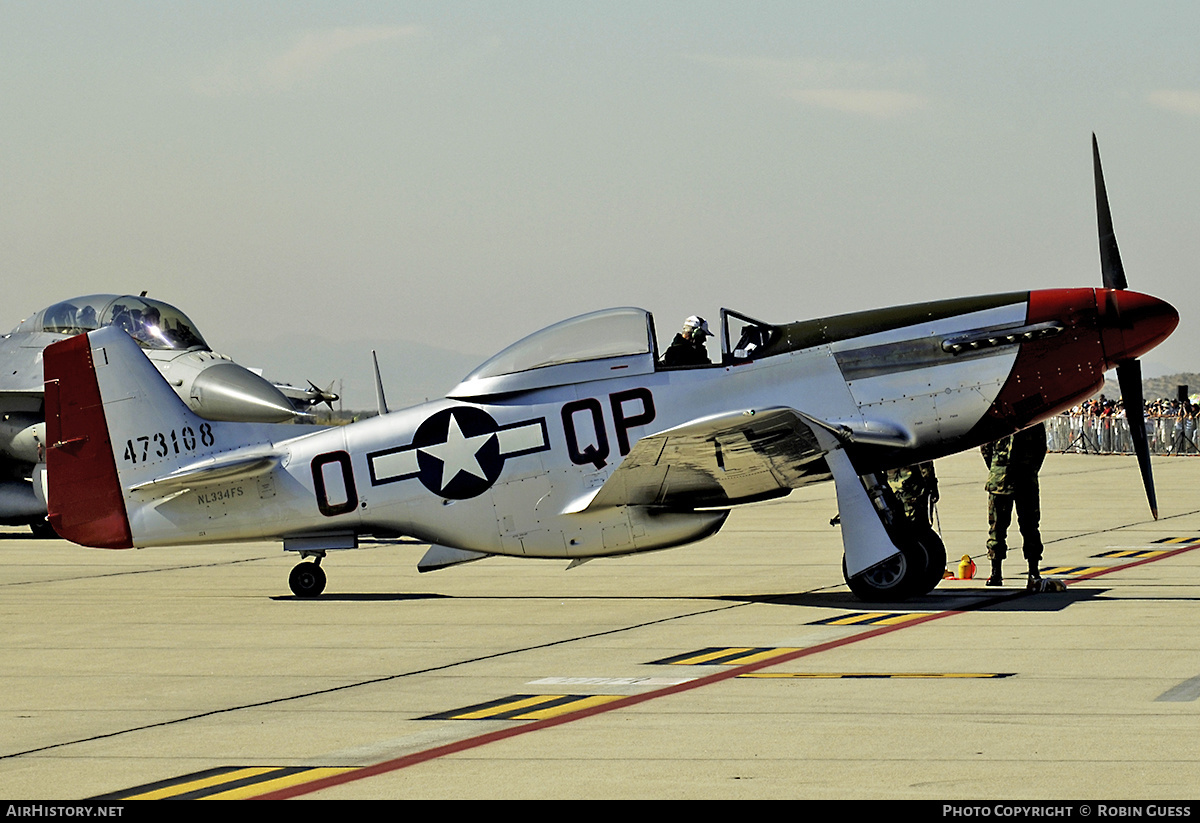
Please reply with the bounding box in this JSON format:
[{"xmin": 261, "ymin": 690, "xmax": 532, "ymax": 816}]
[{"xmin": 44, "ymin": 333, "xmax": 133, "ymax": 549}]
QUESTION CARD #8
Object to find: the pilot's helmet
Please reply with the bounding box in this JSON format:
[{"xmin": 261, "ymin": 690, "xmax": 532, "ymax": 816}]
[{"xmin": 683, "ymin": 315, "xmax": 712, "ymax": 338}]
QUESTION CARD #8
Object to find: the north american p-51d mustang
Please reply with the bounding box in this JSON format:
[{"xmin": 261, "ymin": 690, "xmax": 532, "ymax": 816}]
[
  {"xmin": 1, "ymin": 293, "xmax": 333, "ymax": 536},
  {"xmin": 42, "ymin": 139, "xmax": 1178, "ymax": 600}
]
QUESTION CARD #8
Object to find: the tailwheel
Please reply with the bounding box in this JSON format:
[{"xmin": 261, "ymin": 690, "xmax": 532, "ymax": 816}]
[{"xmin": 289, "ymin": 561, "xmax": 327, "ymax": 598}]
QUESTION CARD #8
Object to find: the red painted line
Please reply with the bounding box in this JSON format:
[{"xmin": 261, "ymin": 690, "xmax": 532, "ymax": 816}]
[
  {"xmin": 1065, "ymin": 541, "xmax": 1200, "ymax": 581},
  {"xmin": 254, "ymin": 540, "xmax": 1200, "ymax": 799},
  {"xmin": 252, "ymin": 611, "xmax": 951, "ymax": 799}
]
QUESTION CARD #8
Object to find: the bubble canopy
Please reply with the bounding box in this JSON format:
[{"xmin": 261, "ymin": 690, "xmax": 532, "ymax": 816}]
[
  {"xmin": 19, "ymin": 295, "xmax": 209, "ymax": 351},
  {"xmin": 450, "ymin": 307, "xmax": 657, "ymax": 397}
]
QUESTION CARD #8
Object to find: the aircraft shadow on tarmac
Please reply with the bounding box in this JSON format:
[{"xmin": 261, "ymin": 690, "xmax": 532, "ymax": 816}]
[
  {"xmin": 271, "ymin": 586, "xmax": 1106, "ymax": 612},
  {"xmin": 272, "ymin": 592, "xmax": 452, "ymax": 602},
  {"xmin": 710, "ymin": 586, "xmax": 1107, "ymax": 613}
]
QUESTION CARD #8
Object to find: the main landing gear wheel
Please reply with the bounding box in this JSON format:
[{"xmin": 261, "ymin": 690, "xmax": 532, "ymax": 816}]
[
  {"xmin": 29, "ymin": 519, "xmax": 59, "ymax": 539},
  {"xmin": 912, "ymin": 524, "xmax": 947, "ymax": 595},
  {"xmin": 841, "ymin": 522, "xmax": 946, "ymax": 602},
  {"xmin": 843, "ymin": 539, "xmax": 925, "ymax": 602},
  {"xmin": 289, "ymin": 561, "xmax": 327, "ymax": 598}
]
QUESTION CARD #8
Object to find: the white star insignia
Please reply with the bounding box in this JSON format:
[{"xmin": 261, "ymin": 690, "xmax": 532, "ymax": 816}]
[{"xmin": 418, "ymin": 414, "xmax": 495, "ymax": 491}]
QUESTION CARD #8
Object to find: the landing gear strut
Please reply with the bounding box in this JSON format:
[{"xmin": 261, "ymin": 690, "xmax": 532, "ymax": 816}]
[{"xmin": 841, "ymin": 475, "xmax": 946, "ymax": 602}]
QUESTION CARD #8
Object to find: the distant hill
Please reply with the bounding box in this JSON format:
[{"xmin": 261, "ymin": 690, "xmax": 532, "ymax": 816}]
[{"xmin": 1100, "ymin": 373, "xmax": 1200, "ymax": 402}]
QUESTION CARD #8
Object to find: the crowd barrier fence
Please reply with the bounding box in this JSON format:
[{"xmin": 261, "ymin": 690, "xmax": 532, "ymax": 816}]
[{"xmin": 1046, "ymin": 415, "xmax": 1200, "ymax": 455}]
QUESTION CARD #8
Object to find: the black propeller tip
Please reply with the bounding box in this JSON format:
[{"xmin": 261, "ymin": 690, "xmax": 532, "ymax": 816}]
[
  {"xmin": 1116, "ymin": 360, "xmax": 1158, "ymax": 520},
  {"xmin": 1093, "ymin": 134, "xmax": 1128, "ymax": 291}
]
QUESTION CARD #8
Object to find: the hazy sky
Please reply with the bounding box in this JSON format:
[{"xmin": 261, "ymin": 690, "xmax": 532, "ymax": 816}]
[{"xmin": 3, "ymin": 2, "xmax": 1198, "ymax": 406}]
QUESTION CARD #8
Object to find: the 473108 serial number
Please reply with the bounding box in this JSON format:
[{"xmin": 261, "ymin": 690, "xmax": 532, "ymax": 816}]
[{"xmin": 122, "ymin": 423, "xmax": 215, "ymax": 464}]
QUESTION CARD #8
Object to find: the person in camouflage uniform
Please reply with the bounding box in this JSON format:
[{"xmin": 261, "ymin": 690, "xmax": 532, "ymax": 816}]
[
  {"xmin": 981, "ymin": 422, "xmax": 1047, "ymax": 586},
  {"xmin": 885, "ymin": 461, "xmax": 938, "ymax": 528}
]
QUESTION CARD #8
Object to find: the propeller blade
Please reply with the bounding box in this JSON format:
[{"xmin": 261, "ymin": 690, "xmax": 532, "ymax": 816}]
[
  {"xmin": 306, "ymin": 380, "xmax": 339, "ymax": 411},
  {"xmin": 1093, "ymin": 134, "xmax": 1128, "ymax": 290},
  {"xmin": 1095, "ymin": 136, "xmax": 1158, "ymax": 517},
  {"xmin": 1116, "ymin": 359, "xmax": 1158, "ymax": 519}
]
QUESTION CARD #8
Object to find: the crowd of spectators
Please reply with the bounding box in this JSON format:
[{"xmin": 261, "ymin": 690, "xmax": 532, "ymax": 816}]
[
  {"xmin": 1067, "ymin": 394, "xmax": 1199, "ymax": 420},
  {"xmin": 1053, "ymin": 392, "xmax": 1199, "ymax": 455}
]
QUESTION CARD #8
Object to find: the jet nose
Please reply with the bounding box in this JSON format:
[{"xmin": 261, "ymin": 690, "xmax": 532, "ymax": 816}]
[
  {"xmin": 190, "ymin": 362, "xmax": 297, "ymax": 423},
  {"xmin": 1100, "ymin": 290, "xmax": 1180, "ymax": 367}
]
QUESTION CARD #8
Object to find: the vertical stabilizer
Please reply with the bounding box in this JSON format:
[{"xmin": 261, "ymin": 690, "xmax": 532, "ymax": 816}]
[
  {"xmin": 44, "ymin": 332, "xmax": 133, "ymax": 548},
  {"xmin": 372, "ymin": 350, "xmax": 389, "ymax": 415},
  {"xmin": 45, "ymin": 327, "xmax": 314, "ymax": 549}
]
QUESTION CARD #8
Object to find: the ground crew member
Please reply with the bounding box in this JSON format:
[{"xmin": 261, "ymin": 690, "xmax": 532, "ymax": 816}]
[
  {"xmin": 885, "ymin": 461, "xmax": 938, "ymax": 529},
  {"xmin": 981, "ymin": 422, "xmax": 1047, "ymax": 586}
]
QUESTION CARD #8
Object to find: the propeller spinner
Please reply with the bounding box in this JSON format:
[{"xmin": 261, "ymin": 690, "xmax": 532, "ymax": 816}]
[{"xmin": 1093, "ymin": 134, "xmax": 1157, "ymax": 518}]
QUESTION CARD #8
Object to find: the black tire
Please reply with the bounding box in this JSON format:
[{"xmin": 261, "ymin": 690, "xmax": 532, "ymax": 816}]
[
  {"xmin": 842, "ymin": 536, "xmax": 928, "ymax": 602},
  {"xmin": 912, "ymin": 524, "xmax": 947, "ymax": 595},
  {"xmin": 29, "ymin": 519, "xmax": 59, "ymax": 539},
  {"xmin": 289, "ymin": 562, "xmax": 327, "ymax": 598}
]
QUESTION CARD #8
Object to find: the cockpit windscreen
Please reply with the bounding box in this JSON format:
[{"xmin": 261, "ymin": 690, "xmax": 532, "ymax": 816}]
[{"xmin": 38, "ymin": 295, "xmax": 209, "ymax": 350}]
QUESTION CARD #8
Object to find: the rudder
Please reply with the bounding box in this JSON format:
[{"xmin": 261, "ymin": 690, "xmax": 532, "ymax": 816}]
[{"xmin": 44, "ymin": 332, "xmax": 133, "ymax": 548}]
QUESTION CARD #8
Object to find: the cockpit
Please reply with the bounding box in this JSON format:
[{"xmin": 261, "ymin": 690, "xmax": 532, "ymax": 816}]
[
  {"xmin": 448, "ymin": 307, "xmax": 781, "ymax": 398},
  {"xmin": 20, "ymin": 295, "xmax": 209, "ymax": 351}
]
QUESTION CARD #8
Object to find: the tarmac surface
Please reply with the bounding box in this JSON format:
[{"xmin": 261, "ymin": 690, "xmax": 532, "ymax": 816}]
[{"xmin": 2, "ymin": 449, "xmax": 1200, "ymax": 800}]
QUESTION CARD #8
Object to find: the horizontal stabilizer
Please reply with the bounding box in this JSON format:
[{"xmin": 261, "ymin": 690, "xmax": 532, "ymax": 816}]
[{"xmin": 127, "ymin": 452, "xmax": 280, "ymax": 493}]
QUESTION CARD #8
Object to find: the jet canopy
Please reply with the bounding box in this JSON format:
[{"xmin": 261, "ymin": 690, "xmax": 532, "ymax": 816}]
[{"xmin": 16, "ymin": 295, "xmax": 209, "ymax": 351}]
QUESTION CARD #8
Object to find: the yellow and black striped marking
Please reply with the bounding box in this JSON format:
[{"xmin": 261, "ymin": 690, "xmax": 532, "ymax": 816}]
[
  {"xmin": 1038, "ymin": 565, "xmax": 1109, "ymax": 576},
  {"xmin": 1095, "ymin": 549, "xmax": 1167, "ymax": 559},
  {"xmin": 1153, "ymin": 536, "xmax": 1200, "ymax": 545},
  {"xmin": 93, "ymin": 765, "xmax": 357, "ymax": 800},
  {"xmin": 647, "ymin": 647, "xmax": 803, "ymax": 666},
  {"xmin": 737, "ymin": 671, "xmax": 1015, "ymax": 679},
  {"xmin": 808, "ymin": 612, "xmax": 934, "ymax": 626},
  {"xmin": 418, "ymin": 693, "xmax": 625, "ymax": 721}
]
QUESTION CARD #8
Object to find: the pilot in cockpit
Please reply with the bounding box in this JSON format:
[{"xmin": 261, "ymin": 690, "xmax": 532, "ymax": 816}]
[
  {"xmin": 77, "ymin": 305, "xmax": 97, "ymax": 331},
  {"xmin": 662, "ymin": 315, "xmax": 713, "ymax": 367},
  {"xmin": 132, "ymin": 306, "xmax": 164, "ymax": 345}
]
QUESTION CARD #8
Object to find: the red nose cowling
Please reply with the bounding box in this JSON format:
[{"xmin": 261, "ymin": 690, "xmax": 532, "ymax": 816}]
[
  {"xmin": 1098, "ymin": 288, "xmax": 1180, "ymax": 368},
  {"xmin": 969, "ymin": 288, "xmax": 1177, "ymax": 443}
]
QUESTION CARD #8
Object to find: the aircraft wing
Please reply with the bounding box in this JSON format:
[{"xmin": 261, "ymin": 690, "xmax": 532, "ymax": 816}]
[
  {"xmin": 578, "ymin": 407, "xmax": 834, "ymax": 511},
  {"xmin": 0, "ymin": 341, "xmax": 47, "ymax": 411}
]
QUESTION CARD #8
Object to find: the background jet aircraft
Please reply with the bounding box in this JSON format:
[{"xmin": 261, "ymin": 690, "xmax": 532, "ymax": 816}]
[
  {"xmin": 40, "ymin": 139, "xmax": 1179, "ymax": 601},
  {"xmin": 1, "ymin": 293, "xmax": 313, "ymax": 535}
]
